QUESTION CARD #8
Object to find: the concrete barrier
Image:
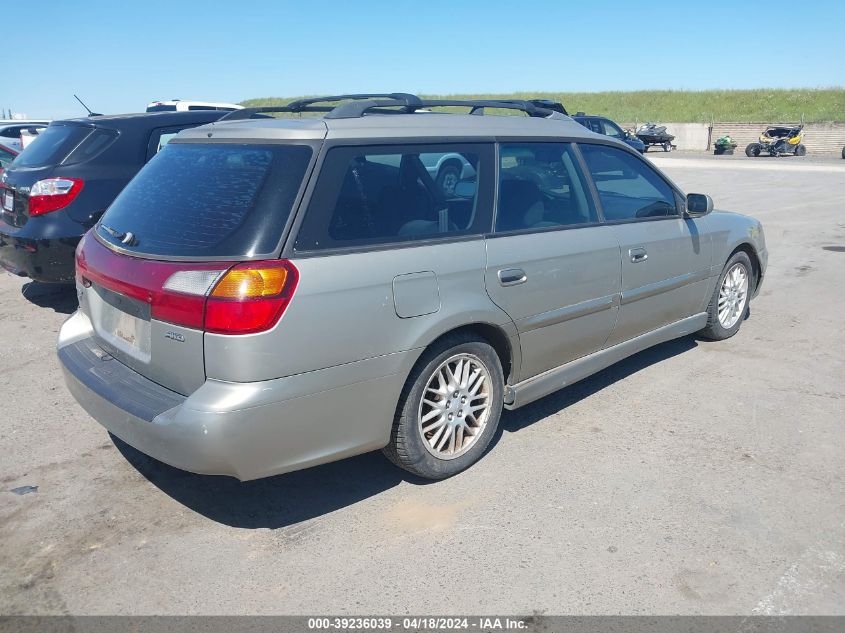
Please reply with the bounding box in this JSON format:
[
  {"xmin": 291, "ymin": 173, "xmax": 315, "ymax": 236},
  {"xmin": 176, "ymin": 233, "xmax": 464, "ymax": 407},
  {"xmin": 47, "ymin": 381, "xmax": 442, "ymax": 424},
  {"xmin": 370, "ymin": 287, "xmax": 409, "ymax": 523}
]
[{"xmin": 620, "ymin": 122, "xmax": 845, "ymax": 155}]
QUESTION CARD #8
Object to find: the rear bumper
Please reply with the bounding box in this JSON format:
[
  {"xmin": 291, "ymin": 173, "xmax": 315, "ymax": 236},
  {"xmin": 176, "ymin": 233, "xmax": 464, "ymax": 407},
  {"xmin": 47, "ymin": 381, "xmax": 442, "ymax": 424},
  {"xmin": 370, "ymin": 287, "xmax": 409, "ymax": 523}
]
[
  {"xmin": 57, "ymin": 311, "xmax": 410, "ymax": 481},
  {"xmin": 0, "ymin": 217, "xmax": 80, "ymax": 282}
]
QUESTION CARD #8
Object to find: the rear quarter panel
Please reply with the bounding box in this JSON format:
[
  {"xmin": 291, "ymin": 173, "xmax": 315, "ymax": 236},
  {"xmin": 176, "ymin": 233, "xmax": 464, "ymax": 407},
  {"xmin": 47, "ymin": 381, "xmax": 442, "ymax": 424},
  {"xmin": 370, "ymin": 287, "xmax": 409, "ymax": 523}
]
[{"xmin": 203, "ymin": 240, "xmax": 515, "ymax": 384}]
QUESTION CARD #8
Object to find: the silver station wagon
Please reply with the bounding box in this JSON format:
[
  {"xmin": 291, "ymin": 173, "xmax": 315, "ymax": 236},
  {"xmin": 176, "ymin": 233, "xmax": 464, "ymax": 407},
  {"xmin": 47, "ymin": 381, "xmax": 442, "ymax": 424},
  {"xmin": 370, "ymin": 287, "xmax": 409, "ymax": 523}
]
[{"xmin": 58, "ymin": 94, "xmax": 768, "ymax": 480}]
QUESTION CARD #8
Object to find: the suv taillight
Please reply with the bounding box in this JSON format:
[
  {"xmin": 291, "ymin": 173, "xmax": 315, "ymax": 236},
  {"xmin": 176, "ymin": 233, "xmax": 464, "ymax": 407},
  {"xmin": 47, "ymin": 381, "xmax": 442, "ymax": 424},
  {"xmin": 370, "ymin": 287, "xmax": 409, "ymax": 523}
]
[
  {"xmin": 76, "ymin": 233, "xmax": 298, "ymax": 335},
  {"xmin": 29, "ymin": 178, "xmax": 84, "ymax": 216}
]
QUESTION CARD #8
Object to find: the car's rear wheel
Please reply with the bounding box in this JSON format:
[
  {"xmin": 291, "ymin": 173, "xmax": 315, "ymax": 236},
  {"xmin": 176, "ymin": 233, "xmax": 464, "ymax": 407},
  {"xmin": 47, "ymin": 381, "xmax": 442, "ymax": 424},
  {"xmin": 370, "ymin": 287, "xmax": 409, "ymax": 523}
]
[
  {"xmin": 699, "ymin": 251, "xmax": 753, "ymax": 340},
  {"xmin": 383, "ymin": 334, "xmax": 504, "ymax": 479}
]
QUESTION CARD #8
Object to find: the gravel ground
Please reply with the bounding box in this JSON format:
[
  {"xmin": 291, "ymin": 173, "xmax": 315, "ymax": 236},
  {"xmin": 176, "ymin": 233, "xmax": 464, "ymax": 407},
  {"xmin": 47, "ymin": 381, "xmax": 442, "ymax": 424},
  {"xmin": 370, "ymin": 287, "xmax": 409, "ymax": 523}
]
[{"xmin": 1, "ymin": 155, "xmax": 843, "ymax": 616}]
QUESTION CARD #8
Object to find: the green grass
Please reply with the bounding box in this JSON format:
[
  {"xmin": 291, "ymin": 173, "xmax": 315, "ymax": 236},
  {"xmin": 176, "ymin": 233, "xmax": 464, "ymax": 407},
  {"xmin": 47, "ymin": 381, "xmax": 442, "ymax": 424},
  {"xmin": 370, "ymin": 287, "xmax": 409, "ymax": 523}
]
[{"xmin": 242, "ymin": 88, "xmax": 845, "ymax": 123}]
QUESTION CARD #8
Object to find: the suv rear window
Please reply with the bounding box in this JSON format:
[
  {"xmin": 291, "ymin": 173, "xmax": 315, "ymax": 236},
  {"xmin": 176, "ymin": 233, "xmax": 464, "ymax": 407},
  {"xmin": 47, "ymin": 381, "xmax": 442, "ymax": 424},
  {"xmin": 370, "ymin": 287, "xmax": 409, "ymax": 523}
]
[
  {"xmin": 11, "ymin": 124, "xmax": 91, "ymax": 168},
  {"xmin": 294, "ymin": 144, "xmax": 493, "ymax": 251},
  {"xmin": 96, "ymin": 143, "xmax": 312, "ymax": 257}
]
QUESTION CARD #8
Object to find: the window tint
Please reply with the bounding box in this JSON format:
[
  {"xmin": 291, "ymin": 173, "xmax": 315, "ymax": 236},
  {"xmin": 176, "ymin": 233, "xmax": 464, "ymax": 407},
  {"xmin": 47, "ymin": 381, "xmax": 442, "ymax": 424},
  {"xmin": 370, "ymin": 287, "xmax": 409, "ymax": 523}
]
[
  {"xmin": 496, "ymin": 143, "xmax": 597, "ymax": 232},
  {"xmin": 11, "ymin": 124, "xmax": 91, "ymax": 168},
  {"xmin": 146, "ymin": 105, "xmax": 177, "ymax": 112},
  {"xmin": 0, "ymin": 127, "xmax": 22, "ymax": 138},
  {"xmin": 97, "ymin": 143, "xmax": 313, "ymax": 257},
  {"xmin": 295, "ymin": 144, "xmax": 492, "ymax": 251},
  {"xmin": 579, "ymin": 144, "xmax": 677, "ymax": 220},
  {"xmin": 63, "ymin": 129, "xmax": 118, "ymax": 165}
]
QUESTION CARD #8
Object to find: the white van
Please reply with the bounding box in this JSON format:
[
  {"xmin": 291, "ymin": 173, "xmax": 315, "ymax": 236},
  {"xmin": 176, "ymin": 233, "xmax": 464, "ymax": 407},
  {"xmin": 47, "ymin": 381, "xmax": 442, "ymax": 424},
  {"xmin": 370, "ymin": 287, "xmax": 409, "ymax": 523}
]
[{"xmin": 145, "ymin": 100, "xmax": 243, "ymax": 113}]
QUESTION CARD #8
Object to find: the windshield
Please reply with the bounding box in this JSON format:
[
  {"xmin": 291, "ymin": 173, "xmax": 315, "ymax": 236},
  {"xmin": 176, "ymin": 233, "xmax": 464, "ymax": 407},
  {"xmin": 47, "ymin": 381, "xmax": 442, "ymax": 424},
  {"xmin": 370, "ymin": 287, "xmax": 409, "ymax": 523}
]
[{"xmin": 96, "ymin": 143, "xmax": 313, "ymax": 258}]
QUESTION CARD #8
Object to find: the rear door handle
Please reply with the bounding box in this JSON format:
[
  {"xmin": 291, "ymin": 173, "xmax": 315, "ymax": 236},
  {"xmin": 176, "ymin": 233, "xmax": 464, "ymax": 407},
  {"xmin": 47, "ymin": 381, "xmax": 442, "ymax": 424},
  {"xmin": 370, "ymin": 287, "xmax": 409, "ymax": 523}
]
[
  {"xmin": 498, "ymin": 268, "xmax": 527, "ymax": 286},
  {"xmin": 629, "ymin": 247, "xmax": 648, "ymax": 263}
]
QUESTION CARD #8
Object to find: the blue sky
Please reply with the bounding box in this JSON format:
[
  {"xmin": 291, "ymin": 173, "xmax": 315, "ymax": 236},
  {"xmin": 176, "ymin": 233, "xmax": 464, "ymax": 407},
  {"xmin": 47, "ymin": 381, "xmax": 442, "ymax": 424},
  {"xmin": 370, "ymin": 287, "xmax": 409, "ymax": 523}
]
[{"xmin": 6, "ymin": 0, "xmax": 844, "ymax": 119}]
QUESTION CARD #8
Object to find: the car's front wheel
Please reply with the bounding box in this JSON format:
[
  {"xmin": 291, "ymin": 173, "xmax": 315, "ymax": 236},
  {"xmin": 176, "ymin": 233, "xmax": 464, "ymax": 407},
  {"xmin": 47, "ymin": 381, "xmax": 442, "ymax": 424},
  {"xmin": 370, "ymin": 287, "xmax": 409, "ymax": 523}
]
[
  {"xmin": 383, "ymin": 334, "xmax": 504, "ymax": 479},
  {"xmin": 699, "ymin": 251, "xmax": 753, "ymax": 340}
]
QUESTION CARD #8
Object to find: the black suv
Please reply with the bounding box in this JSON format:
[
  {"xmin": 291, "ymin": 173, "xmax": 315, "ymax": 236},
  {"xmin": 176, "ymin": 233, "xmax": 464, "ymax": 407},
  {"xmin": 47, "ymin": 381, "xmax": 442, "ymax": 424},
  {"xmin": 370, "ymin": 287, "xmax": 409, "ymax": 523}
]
[
  {"xmin": 571, "ymin": 113, "xmax": 646, "ymax": 153},
  {"xmin": 0, "ymin": 111, "xmax": 226, "ymax": 283}
]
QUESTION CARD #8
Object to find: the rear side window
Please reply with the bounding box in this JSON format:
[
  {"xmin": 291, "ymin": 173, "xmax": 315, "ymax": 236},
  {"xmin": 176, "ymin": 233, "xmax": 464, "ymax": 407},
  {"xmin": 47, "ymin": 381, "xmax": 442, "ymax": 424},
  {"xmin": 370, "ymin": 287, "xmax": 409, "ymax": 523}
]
[
  {"xmin": 96, "ymin": 143, "xmax": 313, "ymax": 257},
  {"xmin": 579, "ymin": 144, "xmax": 677, "ymax": 220},
  {"xmin": 294, "ymin": 144, "xmax": 493, "ymax": 251},
  {"xmin": 496, "ymin": 143, "xmax": 597, "ymax": 232},
  {"xmin": 11, "ymin": 124, "xmax": 91, "ymax": 168},
  {"xmin": 63, "ymin": 129, "xmax": 119, "ymax": 165}
]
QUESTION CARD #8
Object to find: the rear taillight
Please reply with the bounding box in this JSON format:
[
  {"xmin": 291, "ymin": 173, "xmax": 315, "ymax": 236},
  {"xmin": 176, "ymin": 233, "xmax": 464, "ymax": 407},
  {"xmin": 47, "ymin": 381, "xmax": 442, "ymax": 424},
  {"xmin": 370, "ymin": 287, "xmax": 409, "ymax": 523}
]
[
  {"xmin": 29, "ymin": 177, "xmax": 84, "ymax": 216},
  {"xmin": 76, "ymin": 233, "xmax": 298, "ymax": 335},
  {"xmin": 204, "ymin": 261, "xmax": 299, "ymax": 334}
]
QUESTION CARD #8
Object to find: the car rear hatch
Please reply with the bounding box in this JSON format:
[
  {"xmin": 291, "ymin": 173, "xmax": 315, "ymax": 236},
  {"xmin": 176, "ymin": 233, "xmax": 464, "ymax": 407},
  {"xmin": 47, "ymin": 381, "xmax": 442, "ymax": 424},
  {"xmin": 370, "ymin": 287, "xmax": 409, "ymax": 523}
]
[
  {"xmin": 1, "ymin": 121, "xmax": 114, "ymax": 227},
  {"xmin": 74, "ymin": 139, "xmax": 316, "ymax": 396}
]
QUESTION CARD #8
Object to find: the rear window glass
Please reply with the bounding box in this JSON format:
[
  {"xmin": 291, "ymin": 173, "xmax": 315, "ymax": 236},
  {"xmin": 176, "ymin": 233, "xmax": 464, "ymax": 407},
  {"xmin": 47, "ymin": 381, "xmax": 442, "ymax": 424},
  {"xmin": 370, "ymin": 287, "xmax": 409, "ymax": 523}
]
[
  {"xmin": 11, "ymin": 124, "xmax": 91, "ymax": 168},
  {"xmin": 96, "ymin": 143, "xmax": 312, "ymax": 257},
  {"xmin": 146, "ymin": 105, "xmax": 177, "ymax": 112}
]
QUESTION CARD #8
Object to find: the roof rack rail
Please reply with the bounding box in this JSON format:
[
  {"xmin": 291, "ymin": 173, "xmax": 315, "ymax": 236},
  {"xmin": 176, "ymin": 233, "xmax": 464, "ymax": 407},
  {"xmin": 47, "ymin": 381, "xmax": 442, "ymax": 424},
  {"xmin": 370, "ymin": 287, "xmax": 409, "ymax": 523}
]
[
  {"xmin": 219, "ymin": 93, "xmax": 424, "ymax": 121},
  {"xmin": 218, "ymin": 93, "xmax": 570, "ymax": 121},
  {"xmin": 326, "ymin": 98, "xmax": 569, "ymax": 120}
]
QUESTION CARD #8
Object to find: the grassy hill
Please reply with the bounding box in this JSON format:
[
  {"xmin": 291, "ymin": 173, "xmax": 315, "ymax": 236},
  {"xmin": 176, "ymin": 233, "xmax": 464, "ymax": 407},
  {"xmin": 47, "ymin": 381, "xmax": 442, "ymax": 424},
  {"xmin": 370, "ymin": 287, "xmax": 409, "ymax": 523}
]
[{"xmin": 242, "ymin": 88, "xmax": 845, "ymax": 123}]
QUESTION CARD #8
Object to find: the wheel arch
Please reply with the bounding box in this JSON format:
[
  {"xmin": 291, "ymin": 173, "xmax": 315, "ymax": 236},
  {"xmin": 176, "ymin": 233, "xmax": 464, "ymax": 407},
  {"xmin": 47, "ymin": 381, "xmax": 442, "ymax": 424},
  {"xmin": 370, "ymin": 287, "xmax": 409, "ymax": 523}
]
[
  {"xmin": 413, "ymin": 321, "xmax": 518, "ymax": 387},
  {"xmin": 729, "ymin": 242, "xmax": 762, "ymax": 291}
]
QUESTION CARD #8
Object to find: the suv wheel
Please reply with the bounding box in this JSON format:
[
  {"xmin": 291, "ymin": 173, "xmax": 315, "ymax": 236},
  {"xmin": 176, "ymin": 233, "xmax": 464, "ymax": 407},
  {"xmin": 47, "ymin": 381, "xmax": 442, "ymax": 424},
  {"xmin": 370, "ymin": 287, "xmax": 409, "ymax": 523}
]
[
  {"xmin": 699, "ymin": 251, "xmax": 753, "ymax": 340},
  {"xmin": 384, "ymin": 334, "xmax": 504, "ymax": 479}
]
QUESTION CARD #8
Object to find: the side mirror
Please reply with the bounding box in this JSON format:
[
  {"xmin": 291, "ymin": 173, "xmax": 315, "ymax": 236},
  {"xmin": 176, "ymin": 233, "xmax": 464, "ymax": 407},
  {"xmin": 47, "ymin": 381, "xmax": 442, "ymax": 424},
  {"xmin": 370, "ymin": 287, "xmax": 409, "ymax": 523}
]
[{"xmin": 686, "ymin": 193, "xmax": 713, "ymax": 217}]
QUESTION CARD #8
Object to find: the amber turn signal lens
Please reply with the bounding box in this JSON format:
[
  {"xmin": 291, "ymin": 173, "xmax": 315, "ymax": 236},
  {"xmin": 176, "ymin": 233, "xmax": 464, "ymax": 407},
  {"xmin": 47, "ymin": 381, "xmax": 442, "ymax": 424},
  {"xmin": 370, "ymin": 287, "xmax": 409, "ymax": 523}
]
[{"xmin": 211, "ymin": 267, "xmax": 288, "ymax": 299}]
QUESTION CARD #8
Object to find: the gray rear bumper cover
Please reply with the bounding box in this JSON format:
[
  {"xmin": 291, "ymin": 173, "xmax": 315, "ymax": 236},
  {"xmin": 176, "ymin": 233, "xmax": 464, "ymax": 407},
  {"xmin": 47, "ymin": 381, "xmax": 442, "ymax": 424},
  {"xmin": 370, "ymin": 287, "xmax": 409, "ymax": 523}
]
[{"xmin": 58, "ymin": 332, "xmax": 410, "ymax": 481}]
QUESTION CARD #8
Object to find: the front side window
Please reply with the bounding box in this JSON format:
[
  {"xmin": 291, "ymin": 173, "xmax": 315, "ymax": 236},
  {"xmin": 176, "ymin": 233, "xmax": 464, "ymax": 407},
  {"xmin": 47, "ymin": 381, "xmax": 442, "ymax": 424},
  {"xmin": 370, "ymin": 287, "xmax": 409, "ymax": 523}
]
[
  {"xmin": 496, "ymin": 143, "xmax": 597, "ymax": 232},
  {"xmin": 579, "ymin": 144, "xmax": 677, "ymax": 220},
  {"xmin": 294, "ymin": 144, "xmax": 492, "ymax": 251}
]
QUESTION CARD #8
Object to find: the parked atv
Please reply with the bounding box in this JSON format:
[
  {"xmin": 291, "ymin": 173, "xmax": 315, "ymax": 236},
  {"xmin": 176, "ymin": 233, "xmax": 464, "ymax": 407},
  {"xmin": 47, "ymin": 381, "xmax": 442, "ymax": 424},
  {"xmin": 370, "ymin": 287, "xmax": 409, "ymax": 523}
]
[
  {"xmin": 745, "ymin": 125, "xmax": 806, "ymax": 157},
  {"xmin": 714, "ymin": 134, "xmax": 738, "ymax": 155}
]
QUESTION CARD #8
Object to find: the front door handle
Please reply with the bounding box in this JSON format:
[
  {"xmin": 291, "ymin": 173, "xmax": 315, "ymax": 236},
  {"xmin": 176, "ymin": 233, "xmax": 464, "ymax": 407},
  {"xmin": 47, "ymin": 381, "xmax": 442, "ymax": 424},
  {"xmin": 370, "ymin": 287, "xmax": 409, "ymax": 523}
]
[
  {"xmin": 629, "ymin": 247, "xmax": 648, "ymax": 263},
  {"xmin": 498, "ymin": 268, "xmax": 527, "ymax": 286}
]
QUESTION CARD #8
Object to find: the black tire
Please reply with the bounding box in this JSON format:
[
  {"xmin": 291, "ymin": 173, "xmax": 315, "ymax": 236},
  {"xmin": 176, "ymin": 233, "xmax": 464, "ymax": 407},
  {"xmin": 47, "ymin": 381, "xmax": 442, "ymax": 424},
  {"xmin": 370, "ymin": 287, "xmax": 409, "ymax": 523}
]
[
  {"xmin": 841, "ymin": 146, "xmax": 845, "ymax": 159},
  {"xmin": 642, "ymin": 145, "xmax": 648, "ymax": 153},
  {"xmin": 383, "ymin": 333, "xmax": 504, "ymax": 479},
  {"xmin": 435, "ymin": 163, "xmax": 461, "ymax": 197},
  {"xmin": 663, "ymin": 142, "xmax": 671, "ymax": 152},
  {"xmin": 745, "ymin": 143, "xmax": 760, "ymax": 157},
  {"xmin": 699, "ymin": 251, "xmax": 754, "ymax": 341},
  {"xmin": 795, "ymin": 144, "xmax": 807, "ymax": 157},
  {"xmin": 714, "ymin": 147, "xmax": 724, "ymax": 155}
]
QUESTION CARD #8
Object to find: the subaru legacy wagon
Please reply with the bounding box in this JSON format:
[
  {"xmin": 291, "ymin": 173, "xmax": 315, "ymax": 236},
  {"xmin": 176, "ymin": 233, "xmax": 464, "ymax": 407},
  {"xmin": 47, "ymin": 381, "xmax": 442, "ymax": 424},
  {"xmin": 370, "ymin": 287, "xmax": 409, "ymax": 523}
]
[{"xmin": 58, "ymin": 94, "xmax": 767, "ymax": 481}]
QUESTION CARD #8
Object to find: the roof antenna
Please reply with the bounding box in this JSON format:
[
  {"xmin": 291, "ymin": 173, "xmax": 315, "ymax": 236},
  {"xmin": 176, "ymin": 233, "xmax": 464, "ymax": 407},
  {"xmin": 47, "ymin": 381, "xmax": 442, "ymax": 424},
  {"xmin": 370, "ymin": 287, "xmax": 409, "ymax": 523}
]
[{"xmin": 74, "ymin": 94, "xmax": 101, "ymax": 117}]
